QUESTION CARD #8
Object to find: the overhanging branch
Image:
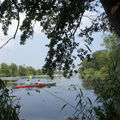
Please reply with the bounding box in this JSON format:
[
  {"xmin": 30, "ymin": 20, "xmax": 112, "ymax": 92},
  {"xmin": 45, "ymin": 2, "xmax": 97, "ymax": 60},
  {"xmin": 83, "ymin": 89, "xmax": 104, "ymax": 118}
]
[{"xmin": 0, "ymin": 12, "xmax": 20, "ymax": 49}]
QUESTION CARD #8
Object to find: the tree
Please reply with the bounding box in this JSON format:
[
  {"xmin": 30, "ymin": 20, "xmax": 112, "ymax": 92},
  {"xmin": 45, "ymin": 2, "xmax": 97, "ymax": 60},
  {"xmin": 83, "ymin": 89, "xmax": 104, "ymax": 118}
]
[
  {"xmin": 36, "ymin": 69, "xmax": 42, "ymax": 75},
  {"xmin": 102, "ymin": 33, "xmax": 120, "ymax": 76},
  {"xmin": 80, "ymin": 34, "xmax": 120, "ymax": 119},
  {"xmin": 80, "ymin": 50, "xmax": 109, "ymax": 70},
  {"xmin": 9, "ymin": 63, "xmax": 18, "ymax": 76},
  {"xmin": 101, "ymin": 33, "xmax": 120, "ymax": 50},
  {"xmin": 0, "ymin": 0, "xmax": 120, "ymax": 77},
  {"xmin": 100, "ymin": 0, "xmax": 120, "ymax": 37},
  {"xmin": 92, "ymin": 50, "xmax": 109, "ymax": 70},
  {"xmin": 18, "ymin": 65, "xmax": 26, "ymax": 76},
  {"xmin": 26, "ymin": 66, "xmax": 36, "ymax": 75},
  {"xmin": 0, "ymin": 62, "xmax": 10, "ymax": 77},
  {"xmin": 79, "ymin": 49, "xmax": 109, "ymax": 79}
]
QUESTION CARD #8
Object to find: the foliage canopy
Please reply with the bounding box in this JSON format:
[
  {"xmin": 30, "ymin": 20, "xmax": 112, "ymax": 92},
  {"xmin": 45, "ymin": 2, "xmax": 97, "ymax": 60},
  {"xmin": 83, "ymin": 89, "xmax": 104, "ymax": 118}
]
[{"xmin": 0, "ymin": 0, "xmax": 120, "ymax": 77}]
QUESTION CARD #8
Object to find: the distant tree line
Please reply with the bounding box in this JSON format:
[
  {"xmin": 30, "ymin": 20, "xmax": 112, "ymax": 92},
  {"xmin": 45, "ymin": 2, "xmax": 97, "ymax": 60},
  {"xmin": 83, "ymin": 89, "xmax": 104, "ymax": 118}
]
[{"xmin": 0, "ymin": 63, "xmax": 43, "ymax": 77}]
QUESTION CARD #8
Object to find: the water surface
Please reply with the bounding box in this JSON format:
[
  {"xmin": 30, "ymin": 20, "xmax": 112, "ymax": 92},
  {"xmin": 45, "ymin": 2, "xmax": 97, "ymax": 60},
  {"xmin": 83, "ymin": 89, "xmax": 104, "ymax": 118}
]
[{"xmin": 7, "ymin": 75, "xmax": 97, "ymax": 120}]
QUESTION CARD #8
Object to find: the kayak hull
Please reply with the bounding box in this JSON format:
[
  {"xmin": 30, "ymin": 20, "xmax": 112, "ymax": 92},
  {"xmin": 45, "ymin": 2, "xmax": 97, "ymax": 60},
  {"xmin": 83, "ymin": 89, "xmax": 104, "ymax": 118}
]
[{"xmin": 15, "ymin": 82, "xmax": 56, "ymax": 88}]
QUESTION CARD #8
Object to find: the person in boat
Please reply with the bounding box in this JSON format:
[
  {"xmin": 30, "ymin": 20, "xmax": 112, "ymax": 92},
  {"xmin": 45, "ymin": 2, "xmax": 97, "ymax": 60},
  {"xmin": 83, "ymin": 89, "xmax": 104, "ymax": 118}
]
[
  {"xmin": 26, "ymin": 79, "xmax": 31, "ymax": 85},
  {"xmin": 38, "ymin": 78, "xmax": 40, "ymax": 84}
]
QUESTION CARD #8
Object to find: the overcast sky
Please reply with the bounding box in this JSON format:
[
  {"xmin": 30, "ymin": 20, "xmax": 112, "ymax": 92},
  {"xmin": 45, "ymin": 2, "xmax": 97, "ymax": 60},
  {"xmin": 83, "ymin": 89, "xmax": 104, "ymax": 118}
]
[{"xmin": 0, "ymin": 11, "xmax": 104, "ymax": 69}]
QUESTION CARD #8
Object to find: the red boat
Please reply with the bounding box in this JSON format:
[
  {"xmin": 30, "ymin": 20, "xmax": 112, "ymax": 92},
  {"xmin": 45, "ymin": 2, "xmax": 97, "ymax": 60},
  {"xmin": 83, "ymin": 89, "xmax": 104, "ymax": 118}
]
[{"xmin": 15, "ymin": 82, "xmax": 56, "ymax": 88}]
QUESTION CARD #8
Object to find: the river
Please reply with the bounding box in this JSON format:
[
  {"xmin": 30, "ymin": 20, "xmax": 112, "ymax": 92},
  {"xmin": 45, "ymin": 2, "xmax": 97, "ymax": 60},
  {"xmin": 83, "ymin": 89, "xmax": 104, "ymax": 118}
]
[{"xmin": 5, "ymin": 75, "xmax": 97, "ymax": 120}]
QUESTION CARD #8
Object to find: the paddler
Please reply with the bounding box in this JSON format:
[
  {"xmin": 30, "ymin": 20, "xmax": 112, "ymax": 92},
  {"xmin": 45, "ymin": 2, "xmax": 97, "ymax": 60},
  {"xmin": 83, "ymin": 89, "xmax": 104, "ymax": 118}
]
[
  {"xmin": 26, "ymin": 75, "xmax": 32, "ymax": 85},
  {"xmin": 26, "ymin": 79, "xmax": 31, "ymax": 85},
  {"xmin": 38, "ymin": 78, "xmax": 40, "ymax": 84}
]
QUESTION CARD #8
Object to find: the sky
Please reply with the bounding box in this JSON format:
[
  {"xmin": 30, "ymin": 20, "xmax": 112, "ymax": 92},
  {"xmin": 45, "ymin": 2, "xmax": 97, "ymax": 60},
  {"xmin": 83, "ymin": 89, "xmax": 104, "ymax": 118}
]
[{"xmin": 0, "ymin": 11, "xmax": 105, "ymax": 69}]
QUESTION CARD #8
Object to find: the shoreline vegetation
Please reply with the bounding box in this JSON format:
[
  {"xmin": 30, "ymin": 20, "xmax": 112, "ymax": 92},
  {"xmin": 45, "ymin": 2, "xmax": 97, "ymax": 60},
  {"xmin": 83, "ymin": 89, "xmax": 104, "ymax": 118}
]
[
  {"xmin": 0, "ymin": 79, "xmax": 20, "ymax": 120},
  {"xmin": 0, "ymin": 62, "xmax": 63, "ymax": 77},
  {"xmin": 79, "ymin": 49, "xmax": 109, "ymax": 81},
  {"xmin": 0, "ymin": 63, "xmax": 42, "ymax": 77},
  {"xmin": 79, "ymin": 33, "xmax": 120, "ymax": 81},
  {"xmin": 78, "ymin": 33, "xmax": 120, "ymax": 119}
]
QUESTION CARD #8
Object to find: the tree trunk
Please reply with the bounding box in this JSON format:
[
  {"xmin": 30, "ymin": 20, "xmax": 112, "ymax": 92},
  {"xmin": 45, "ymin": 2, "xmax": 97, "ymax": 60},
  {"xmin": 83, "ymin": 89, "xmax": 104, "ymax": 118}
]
[{"xmin": 100, "ymin": 0, "xmax": 120, "ymax": 38}]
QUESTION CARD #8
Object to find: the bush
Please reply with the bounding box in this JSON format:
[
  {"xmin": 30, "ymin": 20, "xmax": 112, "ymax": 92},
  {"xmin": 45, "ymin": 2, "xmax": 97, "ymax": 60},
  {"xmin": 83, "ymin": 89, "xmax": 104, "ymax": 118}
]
[{"xmin": 0, "ymin": 79, "xmax": 20, "ymax": 120}]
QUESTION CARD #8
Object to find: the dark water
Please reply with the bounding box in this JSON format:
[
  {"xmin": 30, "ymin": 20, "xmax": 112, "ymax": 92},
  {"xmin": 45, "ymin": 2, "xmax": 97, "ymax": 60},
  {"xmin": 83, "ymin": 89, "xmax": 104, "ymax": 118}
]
[{"xmin": 6, "ymin": 75, "xmax": 97, "ymax": 120}]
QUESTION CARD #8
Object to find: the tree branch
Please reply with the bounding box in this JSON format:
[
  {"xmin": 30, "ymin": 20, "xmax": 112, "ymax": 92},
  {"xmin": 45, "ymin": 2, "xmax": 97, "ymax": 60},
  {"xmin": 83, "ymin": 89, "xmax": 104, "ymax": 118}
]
[
  {"xmin": 0, "ymin": 3, "xmax": 20, "ymax": 49},
  {"xmin": 83, "ymin": 15, "xmax": 96, "ymax": 21}
]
